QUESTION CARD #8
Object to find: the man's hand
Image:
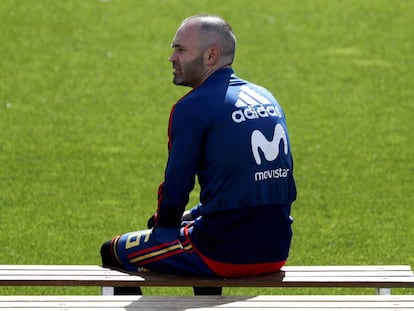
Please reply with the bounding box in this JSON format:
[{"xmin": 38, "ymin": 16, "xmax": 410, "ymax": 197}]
[
  {"xmin": 181, "ymin": 210, "xmax": 193, "ymax": 221},
  {"xmin": 147, "ymin": 214, "xmax": 156, "ymax": 229},
  {"xmin": 148, "ymin": 210, "xmax": 193, "ymax": 229}
]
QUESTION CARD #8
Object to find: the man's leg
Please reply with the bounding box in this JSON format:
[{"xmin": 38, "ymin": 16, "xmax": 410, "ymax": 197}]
[{"xmin": 103, "ymin": 227, "xmax": 221, "ymax": 295}]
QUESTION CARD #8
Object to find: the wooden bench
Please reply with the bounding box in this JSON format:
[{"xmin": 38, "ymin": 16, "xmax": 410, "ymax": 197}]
[
  {"xmin": 1, "ymin": 295, "xmax": 414, "ymax": 310},
  {"xmin": 0, "ymin": 264, "xmax": 413, "ymax": 295}
]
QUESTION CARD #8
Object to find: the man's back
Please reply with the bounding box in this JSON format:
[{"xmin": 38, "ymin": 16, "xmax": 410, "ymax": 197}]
[{"xmin": 168, "ymin": 68, "xmax": 296, "ymax": 275}]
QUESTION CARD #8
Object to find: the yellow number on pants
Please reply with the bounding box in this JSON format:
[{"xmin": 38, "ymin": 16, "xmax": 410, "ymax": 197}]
[{"xmin": 125, "ymin": 229, "xmax": 151, "ymax": 249}]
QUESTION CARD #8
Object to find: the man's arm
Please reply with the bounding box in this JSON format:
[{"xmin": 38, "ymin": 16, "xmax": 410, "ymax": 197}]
[{"xmin": 153, "ymin": 102, "xmax": 204, "ymax": 227}]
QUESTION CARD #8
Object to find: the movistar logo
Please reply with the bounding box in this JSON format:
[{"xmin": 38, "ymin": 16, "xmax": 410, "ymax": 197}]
[
  {"xmin": 251, "ymin": 124, "xmax": 288, "ymax": 165},
  {"xmin": 232, "ymin": 85, "xmax": 282, "ymax": 123}
]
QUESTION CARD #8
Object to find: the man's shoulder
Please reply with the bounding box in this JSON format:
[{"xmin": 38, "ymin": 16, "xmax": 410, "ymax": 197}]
[
  {"xmin": 175, "ymin": 88, "xmax": 208, "ymax": 108},
  {"xmin": 177, "ymin": 69, "xmax": 233, "ymax": 105}
]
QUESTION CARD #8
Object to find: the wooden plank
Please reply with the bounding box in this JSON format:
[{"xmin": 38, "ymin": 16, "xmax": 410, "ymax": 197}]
[
  {"xmin": 0, "ymin": 265, "xmax": 412, "ymax": 289},
  {"xmin": 0, "ymin": 277, "xmax": 412, "ymax": 288},
  {"xmin": 0, "ymin": 295, "xmax": 413, "ymax": 310},
  {"xmin": 2, "ymin": 294, "xmax": 414, "ymax": 302},
  {"xmin": 0, "ymin": 265, "xmax": 411, "ymax": 279},
  {"xmin": 0, "ymin": 265, "xmax": 105, "ymax": 271},
  {"xmin": 0, "ymin": 274, "xmax": 413, "ymax": 288},
  {"xmin": 282, "ymin": 265, "xmax": 413, "ymax": 272},
  {"xmin": 0, "ymin": 264, "xmax": 411, "ymax": 271},
  {"xmin": 1, "ymin": 269, "xmax": 412, "ymax": 277}
]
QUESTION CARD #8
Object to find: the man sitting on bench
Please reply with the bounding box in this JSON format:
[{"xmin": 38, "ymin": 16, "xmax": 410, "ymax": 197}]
[{"xmin": 100, "ymin": 14, "xmax": 297, "ymax": 296}]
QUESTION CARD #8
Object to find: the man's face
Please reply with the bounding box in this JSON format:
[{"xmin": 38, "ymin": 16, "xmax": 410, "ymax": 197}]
[{"xmin": 169, "ymin": 24, "xmax": 207, "ymax": 88}]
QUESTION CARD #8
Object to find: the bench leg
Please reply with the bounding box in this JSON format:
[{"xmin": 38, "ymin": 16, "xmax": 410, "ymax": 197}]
[
  {"xmin": 102, "ymin": 287, "xmax": 142, "ymax": 295},
  {"xmin": 102, "ymin": 287, "xmax": 114, "ymax": 295},
  {"xmin": 375, "ymin": 288, "xmax": 391, "ymax": 295},
  {"xmin": 193, "ymin": 287, "xmax": 222, "ymax": 295}
]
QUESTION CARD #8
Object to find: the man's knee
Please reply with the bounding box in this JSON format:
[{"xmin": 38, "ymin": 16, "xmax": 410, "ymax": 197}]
[{"xmin": 101, "ymin": 239, "xmax": 123, "ymax": 269}]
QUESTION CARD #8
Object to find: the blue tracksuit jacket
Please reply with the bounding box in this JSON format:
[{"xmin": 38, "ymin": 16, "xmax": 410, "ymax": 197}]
[{"xmin": 155, "ymin": 67, "xmax": 296, "ymax": 266}]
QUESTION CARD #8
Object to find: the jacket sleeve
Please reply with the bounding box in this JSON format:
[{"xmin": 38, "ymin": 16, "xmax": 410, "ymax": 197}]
[{"xmin": 154, "ymin": 101, "xmax": 204, "ymax": 227}]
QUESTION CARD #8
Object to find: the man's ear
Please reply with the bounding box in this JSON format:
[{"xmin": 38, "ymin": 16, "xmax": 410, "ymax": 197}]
[{"xmin": 205, "ymin": 46, "xmax": 219, "ymax": 66}]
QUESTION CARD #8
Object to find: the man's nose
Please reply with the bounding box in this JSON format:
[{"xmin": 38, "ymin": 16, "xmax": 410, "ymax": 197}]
[{"xmin": 169, "ymin": 52, "xmax": 177, "ymax": 62}]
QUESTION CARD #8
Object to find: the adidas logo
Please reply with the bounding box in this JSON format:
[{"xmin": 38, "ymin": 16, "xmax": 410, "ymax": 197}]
[{"xmin": 231, "ymin": 85, "xmax": 282, "ymax": 123}]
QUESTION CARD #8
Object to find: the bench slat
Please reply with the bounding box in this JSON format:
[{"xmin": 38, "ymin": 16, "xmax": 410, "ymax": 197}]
[
  {"xmin": 2, "ymin": 294, "xmax": 414, "ymax": 302},
  {"xmin": 0, "ymin": 264, "xmax": 411, "ymax": 271},
  {"xmin": 1, "ymin": 275, "xmax": 413, "ymax": 287},
  {"xmin": 1, "ymin": 270, "xmax": 412, "ymax": 277},
  {"xmin": 0, "ymin": 265, "xmax": 413, "ymax": 288},
  {"xmin": 0, "ymin": 295, "xmax": 413, "ymax": 310},
  {"xmin": 0, "ymin": 265, "xmax": 412, "ymax": 289}
]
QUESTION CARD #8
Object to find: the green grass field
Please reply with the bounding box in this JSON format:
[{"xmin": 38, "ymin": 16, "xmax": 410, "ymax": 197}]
[{"xmin": 0, "ymin": 0, "xmax": 413, "ymax": 295}]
